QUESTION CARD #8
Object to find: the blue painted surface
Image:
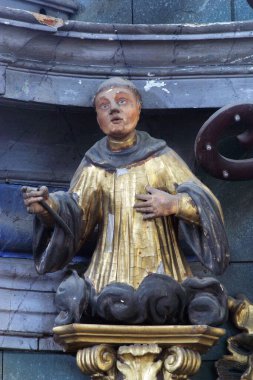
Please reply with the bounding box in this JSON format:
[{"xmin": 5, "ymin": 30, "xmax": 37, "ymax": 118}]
[
  {"xmin": 234, "ymin": 0, "xmax": 253, "ymax": 20},
  {"xmin": 192, "ymin": 361, "xmax": 216, "ymax": 380},
  {"xmin": 3, "ymin": 351, "xmax": 89, "ymax": 380},
  {"xmin": 196, "ymin": 169, "xmax": 253, "ymax": 262},
  {"xmin": 72, "ymin": 0, "xmax": 253, "ymax": 24},
  {"xmin": 0, "ymin": 351, "xmax": 2, "ymax": 378},
  {"xmin": 0, "ymin": 183, "xmax": 62, "ymax": 254},
  {"xmin": 133, "ymin": 0, "xmax": 231, "ymax": 24},
  {"xmin": 0, "ymin": 183, "xmax": 33, "ymax": 253},
  {"xmin": 74, "ymin": 0, "xmax": 132, "ymax": 23}
]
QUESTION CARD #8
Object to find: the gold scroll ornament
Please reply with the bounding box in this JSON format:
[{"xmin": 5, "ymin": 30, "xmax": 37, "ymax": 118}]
[{"xmin": 216, "ymin": 295, "xmax": 253, "ymax": 379}]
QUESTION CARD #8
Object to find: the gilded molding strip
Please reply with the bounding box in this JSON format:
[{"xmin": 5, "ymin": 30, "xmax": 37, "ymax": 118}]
[{"xmin": 53, "ymin": 323, "xmax": 224, "ymax": 353}]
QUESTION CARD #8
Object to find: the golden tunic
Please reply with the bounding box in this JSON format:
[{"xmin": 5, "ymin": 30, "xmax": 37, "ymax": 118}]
[{"xmin": 69, "ymin": 149, "xmax": 206, "ymax": 293}]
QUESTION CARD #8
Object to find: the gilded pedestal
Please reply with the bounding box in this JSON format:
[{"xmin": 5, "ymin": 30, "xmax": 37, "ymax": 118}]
[{"xmin": 54, "ymin": 324, "xmax": 224, "ymax": 379}]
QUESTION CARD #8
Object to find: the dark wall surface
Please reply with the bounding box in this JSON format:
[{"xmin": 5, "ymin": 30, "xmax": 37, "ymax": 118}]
[
  {"xmin": 73, "ymin": 0, "xmax": 253, "ymax": 24},
  {"xmin": 0, "ymin": 351, "xmax": 89, "ymax": 380}
]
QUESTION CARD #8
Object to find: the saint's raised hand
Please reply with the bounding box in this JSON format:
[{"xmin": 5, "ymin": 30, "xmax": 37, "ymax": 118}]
[
  {"xmin": 21, "ymin": 185, "xmax": 49, "ymax": 215},
  {"xmin": 134, "ymin": 186, "xmax": 180, "ymax": 220}
]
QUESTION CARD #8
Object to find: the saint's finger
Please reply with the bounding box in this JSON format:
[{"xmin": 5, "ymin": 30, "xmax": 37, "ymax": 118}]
[
  {"xmin": 135, "ymin": 207, "xmax": 153, "ymax": 213},
  {"xmin": 134, "ymin": 201, "xmax": 152, "ymax": 208},
  {"xmin": 24, "ymin": 186, "xmax": 37, "ymax": 193},
  {"xmin": 135, "ymin": 194, "xmax": 151, "ymax": 201},
  {"xmin": 24, "ymin": 197, "xmax": 44, "ymax": 206},
  {"xmin": 146, "ymin": 186, "xmax": 156, "ymax": 194},
  {"xmin": 143, "ymin": 213, "xmax": 156, "ymax": 220},
  {"xmin": 23, "ymin": 192, "xmax": 39, "ymax": 199},
  {"xmin": 31, "ymin": 189, "xmax": 46, "ymax": 197},
  {"xmin": 23, "ymin": 191, "xmax": 35, "ymax": 199},
  {"xmin": 38, "ymin": 186, "xmax": 49, "ymax": 196}
]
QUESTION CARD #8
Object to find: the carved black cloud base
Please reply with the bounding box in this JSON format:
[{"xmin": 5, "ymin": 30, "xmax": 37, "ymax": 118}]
[{"xmin": 55, "ymin": 271, "xmax": 227, "ymax": 327}]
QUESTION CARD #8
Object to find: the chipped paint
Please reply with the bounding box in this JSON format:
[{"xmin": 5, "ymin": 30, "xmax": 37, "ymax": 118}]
[
  {"xmin": 144, "ymin": 80, "xmax": 166, "ymax": 92},
  {"xmin": 230, "ymin": 55, "xmax": 253, "ymax": 64},
  {"xmin": 156, "ymin": 262, "xmax": 165, "ymax": 274},
  {"xmin": 116, "ymin": 168, "xmax": 128, "ymax": 177},
  {"xmin": 22, "ymin": 80, "xmax": 30, "ymax": 95},
  {"xmin": 243, "ymin": 88, "xmax": 253, "ymax": 93},
  {"xmin": 64, "ymin": 89, "xmax": 78, "ymax": 96},
  {"xmin": 199, "ymin": 0, "xmax": 209, "ymax": 12},
  {"xmin": 104, "ymin": 213, "xmax": 114, "ymax": 253},
  {"xmin": 162, "ymin": 88, "xmax": 170, "ymax": 94},
  {"xmin": 32, "ymin": 13, "xmax": 63, "ymax": 28}
]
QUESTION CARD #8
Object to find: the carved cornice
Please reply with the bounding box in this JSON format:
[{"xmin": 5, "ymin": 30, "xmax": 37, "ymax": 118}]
[
  {"xmin": 53, "ymin": 323, "xmax": 224, "ymax": 353},
  {"xmin": 1, "ymin": 7, "xmax": 253, "ymax": 108}
]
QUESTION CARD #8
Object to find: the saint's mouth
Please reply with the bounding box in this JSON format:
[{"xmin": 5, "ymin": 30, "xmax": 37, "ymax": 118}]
[{"xmin": 111, "ymin": 116, "xmax": 123, "ymax": 123}]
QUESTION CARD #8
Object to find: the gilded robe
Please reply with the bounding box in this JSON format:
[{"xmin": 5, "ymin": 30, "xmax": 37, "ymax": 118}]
[{"xmin": 33, "ymin": 131, "xmax": 229, "ymax": 293}]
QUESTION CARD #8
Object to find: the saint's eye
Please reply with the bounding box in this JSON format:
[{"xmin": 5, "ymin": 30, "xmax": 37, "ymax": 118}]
[
  {"xmin": 99, "ymin": 103, "xmax": 110, "ymax": 110},
  {"xmin": 118, "ymin": 98, "xmax": 127, "ymax": 105}
]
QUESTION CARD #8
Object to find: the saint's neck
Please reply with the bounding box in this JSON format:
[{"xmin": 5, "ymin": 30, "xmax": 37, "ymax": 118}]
[{"xmin": 107, "ymin": 132, "xmax": 137, "ymax": 152}]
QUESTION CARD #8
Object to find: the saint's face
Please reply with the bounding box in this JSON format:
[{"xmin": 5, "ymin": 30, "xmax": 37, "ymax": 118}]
[{"xmin": 95, "ymin": 86, "xmax": 141, "ymax": 139}]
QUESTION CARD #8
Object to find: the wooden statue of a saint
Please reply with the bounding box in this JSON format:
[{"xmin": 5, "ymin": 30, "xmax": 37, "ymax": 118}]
[{"xmin": 22, "ymin": 78, "xmax": 230, "ymax": 326}]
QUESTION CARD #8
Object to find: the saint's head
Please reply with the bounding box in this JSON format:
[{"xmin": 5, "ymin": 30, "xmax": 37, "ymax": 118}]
[{"xmin": 94, "ymin": 77, "xmax": 142, "ymax": 145}]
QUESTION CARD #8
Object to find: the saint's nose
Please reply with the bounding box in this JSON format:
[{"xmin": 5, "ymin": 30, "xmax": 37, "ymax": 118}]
[{"xmin": 109, "ymin": 101, "xmax": 120, "ymax": 114}]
